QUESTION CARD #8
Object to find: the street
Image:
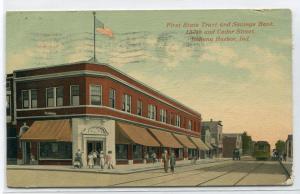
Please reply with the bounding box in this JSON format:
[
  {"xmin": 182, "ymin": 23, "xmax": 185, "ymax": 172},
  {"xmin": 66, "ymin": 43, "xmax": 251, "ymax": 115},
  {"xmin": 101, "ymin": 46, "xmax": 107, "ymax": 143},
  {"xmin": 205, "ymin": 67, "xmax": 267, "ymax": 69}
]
[{"xmin": 7, "ymin": 159, "xmax": 292, "ymax": 187}]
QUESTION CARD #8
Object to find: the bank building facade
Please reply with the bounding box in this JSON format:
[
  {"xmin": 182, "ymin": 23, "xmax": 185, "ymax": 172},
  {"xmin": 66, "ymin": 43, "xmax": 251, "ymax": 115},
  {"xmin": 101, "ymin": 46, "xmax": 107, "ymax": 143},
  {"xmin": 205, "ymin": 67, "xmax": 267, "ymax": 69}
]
[{"xmin": 6, "ymin": 61, "xmax": 208, "ymax": 167}]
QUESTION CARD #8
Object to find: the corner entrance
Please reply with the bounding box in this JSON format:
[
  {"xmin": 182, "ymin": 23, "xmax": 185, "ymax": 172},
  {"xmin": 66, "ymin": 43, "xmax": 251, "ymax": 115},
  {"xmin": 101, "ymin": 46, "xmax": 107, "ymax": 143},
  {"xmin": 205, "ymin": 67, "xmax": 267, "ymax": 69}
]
[{"xmin": 87, "ymin": 141, "xmax": 103, "ymax": 154}]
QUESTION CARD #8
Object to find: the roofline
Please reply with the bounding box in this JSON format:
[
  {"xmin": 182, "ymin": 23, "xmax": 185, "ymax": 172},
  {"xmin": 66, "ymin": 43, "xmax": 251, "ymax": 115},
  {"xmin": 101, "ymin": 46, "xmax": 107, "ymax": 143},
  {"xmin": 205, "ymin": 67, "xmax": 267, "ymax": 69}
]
[{"xmin": 11, "ymin": 60, "xmax": 202, "ymax": 117}]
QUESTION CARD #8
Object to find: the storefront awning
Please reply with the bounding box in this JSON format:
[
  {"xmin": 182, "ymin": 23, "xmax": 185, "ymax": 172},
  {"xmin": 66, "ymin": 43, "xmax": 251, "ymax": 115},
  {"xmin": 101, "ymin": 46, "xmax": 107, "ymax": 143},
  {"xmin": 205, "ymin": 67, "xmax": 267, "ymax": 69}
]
[
  {"xmin": 205, "ymin": 143, "xmax": 213, "ymax": 150},
  {"xmin": 189, "ymin": 136, "xmax": 209, "ymax": 151},
  {"xmin": 173, "ymin": 133, "xmax": 197, "ymax": 149},
  {"xmin": 116, "ymin": 122, "xmax": 160, "ymax": 147},
  {"xmin": 20, "ymin": 119, "xmax": 72, "ymax": 142},
  {"xmin": 148, "ymin": 128, "xmax": 183, "ymax": 148}
]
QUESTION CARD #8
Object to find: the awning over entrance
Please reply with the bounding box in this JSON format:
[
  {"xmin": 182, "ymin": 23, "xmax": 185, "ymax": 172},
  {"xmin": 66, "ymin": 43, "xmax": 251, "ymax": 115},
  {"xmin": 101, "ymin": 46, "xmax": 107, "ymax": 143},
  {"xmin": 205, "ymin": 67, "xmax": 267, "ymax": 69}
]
[
  {"xmin": 116, "ymin": 122, "xmax": 160, "ymax": 147},
  {"xmin": 20, "ymin": 119, "xmax": 72, "ymax": 142},
  {"xmin": 173, "ymin": 133, "xmax": 197, "ymax": 149},
  {"xmin": 189, "ymin": 136, "xmax": 209, "ymax": 151},
  {"xmin": 148, "ymin": 128, "xmax": 183, "ymax": 148}
]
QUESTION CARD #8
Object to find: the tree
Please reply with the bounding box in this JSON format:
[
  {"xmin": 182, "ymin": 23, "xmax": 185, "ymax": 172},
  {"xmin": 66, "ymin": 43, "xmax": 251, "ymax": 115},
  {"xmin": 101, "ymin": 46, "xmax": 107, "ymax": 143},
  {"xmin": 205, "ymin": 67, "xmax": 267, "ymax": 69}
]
[
  {"xmin": 275, "ymin": 140, "xmax": 286, "ymax": 155},
  {"xmin": 242, "ymin": 132, "xmax": 252, "ymax": 155}
]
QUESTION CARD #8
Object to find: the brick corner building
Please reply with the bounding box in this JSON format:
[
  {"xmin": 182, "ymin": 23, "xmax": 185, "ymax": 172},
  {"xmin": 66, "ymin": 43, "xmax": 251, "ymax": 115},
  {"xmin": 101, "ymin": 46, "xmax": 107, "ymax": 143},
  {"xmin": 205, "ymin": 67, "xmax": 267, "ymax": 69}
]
[{"xmin": 7, "ymin": 61, "xmax": 207, "ymax": 166}]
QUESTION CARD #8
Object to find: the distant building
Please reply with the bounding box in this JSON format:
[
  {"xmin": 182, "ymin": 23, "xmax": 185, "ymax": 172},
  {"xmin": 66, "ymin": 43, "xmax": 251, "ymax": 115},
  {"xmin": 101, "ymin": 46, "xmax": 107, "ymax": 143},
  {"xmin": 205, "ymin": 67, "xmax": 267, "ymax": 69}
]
[
  {"xmin": 285, "ymin": 134, "xmax": 293, "ymax": 160},
  {"xmin": 201, "ymin": 125, "xmax": 213, "ymax": 158},
  {"xmin": 202, "ymin": 119, "xmax": 223, "ymax": 158},
  {"xmin": 222, "ymin": 133, "xmax": 243, "ymax": 158}
]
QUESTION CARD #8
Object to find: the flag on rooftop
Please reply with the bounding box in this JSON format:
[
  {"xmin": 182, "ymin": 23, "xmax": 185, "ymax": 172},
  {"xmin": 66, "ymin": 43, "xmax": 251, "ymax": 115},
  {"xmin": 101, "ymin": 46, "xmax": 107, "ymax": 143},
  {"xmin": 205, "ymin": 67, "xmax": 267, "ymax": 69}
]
[{"xmin": 95, "ymin": 18, "xmax": 113, "ymax": 37}]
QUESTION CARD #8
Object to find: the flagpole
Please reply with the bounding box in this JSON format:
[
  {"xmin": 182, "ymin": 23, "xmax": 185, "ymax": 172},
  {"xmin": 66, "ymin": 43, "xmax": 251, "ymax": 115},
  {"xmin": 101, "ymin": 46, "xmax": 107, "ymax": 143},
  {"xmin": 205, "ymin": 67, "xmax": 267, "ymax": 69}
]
[{"xmin": 93, "ymin": 11, "xmax": 96, "ymax": 62}]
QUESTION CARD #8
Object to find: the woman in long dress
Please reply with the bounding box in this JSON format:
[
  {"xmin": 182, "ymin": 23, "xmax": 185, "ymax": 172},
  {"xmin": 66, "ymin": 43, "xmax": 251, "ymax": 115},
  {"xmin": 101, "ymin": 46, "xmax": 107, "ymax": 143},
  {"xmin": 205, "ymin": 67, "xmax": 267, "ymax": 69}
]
[
  {"xmin": 99, "ymin": 151, "xmax": 105, "ymax": 169},
  {"xmin": 88, "ymin": 152, "xmax": 94, "ymax": 168}
]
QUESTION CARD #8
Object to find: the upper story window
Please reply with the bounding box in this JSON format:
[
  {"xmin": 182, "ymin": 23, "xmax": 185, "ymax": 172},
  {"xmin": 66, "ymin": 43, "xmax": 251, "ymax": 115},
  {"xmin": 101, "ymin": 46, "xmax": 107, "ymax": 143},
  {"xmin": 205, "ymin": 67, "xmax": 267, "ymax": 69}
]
[
  {"xmin": 70, "ymin": 85, "xmax": 80, "ymax": 106},
  {"xmin": 187, "ymin": 120, "xmax": 192, "ymax": 130},
  {"xmin": 90, "ymin": 85, "xmax": 102, "ymax": 106},
  {"xmin": 122, "ymin": 94, "xmax": 131, "ymax": 113},
  {"xmin": 22, "ymin": 89, "xmax": 37, "ymax": 109},
  {"xmin": 46, "ymin": 87, "xmax": 63, "ymax": 107},
  {"xmin": 175, "ymin": 115, "xmax": 181, "ymax": 127},
  {"xmin": 148, "ymin": 104, "xmax": 156, "ymax": 120},
  {"xmin": 160, "ymin": 109, "xmax": 167, "ymax": 123},
  {"xmin": 109, "ymin": 88, "xmax": 116, "ymax": 108},
  {"xmin": 137, "ymin": 100, "xmax": 143, "ymax": 116},
  {"xmin": 6, "ymin": 94, "xmax": 11, "ymax": 116}
]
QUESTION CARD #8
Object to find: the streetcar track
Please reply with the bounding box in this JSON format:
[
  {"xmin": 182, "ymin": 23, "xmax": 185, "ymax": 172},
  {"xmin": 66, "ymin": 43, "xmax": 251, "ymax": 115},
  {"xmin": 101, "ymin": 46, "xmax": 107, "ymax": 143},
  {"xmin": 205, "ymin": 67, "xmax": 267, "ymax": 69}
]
[
  {"xmin": 109, "ymin": 161, "xmax": 233, "ymax": 186},
  {"xmin": 233, "ymin": 162, "xmax": 265, "ymax": 185},
  {"xmin": 196, "ymin": 162, "xmax": 264, "ymax": 186}
]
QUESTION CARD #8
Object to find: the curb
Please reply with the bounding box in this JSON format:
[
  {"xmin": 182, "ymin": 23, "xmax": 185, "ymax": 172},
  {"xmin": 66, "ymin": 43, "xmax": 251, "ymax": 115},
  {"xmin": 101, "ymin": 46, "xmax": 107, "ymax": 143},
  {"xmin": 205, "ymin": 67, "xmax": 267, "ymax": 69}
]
[
  {"xmin": 7, "ymin": 159, "xmax": 231, "ymax": 175},
  {"xmin": 279, "ymin": 160, "xmax": 291, "ymax": 179}
]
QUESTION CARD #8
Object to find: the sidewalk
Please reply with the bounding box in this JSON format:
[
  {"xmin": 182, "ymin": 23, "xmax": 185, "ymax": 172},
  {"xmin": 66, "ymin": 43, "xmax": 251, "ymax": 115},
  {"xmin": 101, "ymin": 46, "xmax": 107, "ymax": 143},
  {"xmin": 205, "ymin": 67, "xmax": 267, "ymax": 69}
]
[{"xmin": 7, "ymin": 158, "xmax": 230, "ymax": 174}]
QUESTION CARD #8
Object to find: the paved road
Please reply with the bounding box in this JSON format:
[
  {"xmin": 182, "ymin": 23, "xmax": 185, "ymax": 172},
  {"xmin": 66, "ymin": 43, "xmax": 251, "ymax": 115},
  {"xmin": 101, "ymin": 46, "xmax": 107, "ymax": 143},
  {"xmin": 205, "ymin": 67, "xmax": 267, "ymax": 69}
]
[{"xmin": 7, "ymin": 160, "xmax": 291, "ymax": 187}]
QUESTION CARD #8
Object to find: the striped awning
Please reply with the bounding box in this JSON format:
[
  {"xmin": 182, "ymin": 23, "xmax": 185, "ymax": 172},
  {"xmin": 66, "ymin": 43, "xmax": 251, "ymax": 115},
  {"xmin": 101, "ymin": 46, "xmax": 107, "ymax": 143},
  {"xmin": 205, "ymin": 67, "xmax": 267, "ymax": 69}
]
[
  {"xmin": 116, "ymin": 122, "xmax": 160, "ymax": 147},
  {"xmin": 189, "ymin": 136, "xmax": 209, "ymax": 151},
  {"xmin": 173, "ymin": 133, "xmax": 197, "ymax": 149},
  {"xmin": 148, "ymin": 128, "xmax": 183, "ymax": 148},
  {"xmin": 20, "ymin": 119, "xmax": 72, "ymax": 142},
  {"xmin": 206, "ymin": 143, "xmax": 213, "ymax": 149}
]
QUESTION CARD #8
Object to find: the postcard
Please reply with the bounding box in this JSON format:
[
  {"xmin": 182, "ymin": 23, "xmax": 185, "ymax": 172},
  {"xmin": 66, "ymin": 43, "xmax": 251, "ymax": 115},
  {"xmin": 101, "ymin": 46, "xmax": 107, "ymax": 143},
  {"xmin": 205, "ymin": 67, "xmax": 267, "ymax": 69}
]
[{"xmin": 5, "ymin": 9, "xmax": 292, "ymax": 187}]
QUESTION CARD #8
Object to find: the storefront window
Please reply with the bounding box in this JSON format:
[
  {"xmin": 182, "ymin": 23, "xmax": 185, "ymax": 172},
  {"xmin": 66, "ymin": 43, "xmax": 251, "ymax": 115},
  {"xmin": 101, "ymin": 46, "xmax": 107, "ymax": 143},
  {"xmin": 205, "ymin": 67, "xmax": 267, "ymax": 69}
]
[
  {"xmin": 133, "ymin": 144, "xmax": 143, "ymax": 159},
  {"xmin": 39, "ymin": 142, "xmax": 72, "ymax": 159},
  {"xmin": 116, "ymin": 144, "xmax": 128, "ymax": 160}
]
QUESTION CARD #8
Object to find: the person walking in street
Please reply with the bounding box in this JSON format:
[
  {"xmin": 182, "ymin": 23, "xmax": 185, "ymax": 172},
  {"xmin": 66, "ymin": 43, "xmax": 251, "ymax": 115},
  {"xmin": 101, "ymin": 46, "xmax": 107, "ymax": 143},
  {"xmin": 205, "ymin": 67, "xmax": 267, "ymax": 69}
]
[
  {"xmin": 106, "ymin": 151, "xmax": 114, "ymax": 169},
  {"xmin": 88, "ymin": 152, "xmax": 94, "ymax": 168},
  {"xmin": 170, "ymin": 152, "xmax": 176, "ymax": 173},
  {"xmin": 99, "ymin": 151, "xmax": 105, "ymax": 169},
  {"xmin": 162, "ymin": 150, "xmax": 169, "ymax": 173}
]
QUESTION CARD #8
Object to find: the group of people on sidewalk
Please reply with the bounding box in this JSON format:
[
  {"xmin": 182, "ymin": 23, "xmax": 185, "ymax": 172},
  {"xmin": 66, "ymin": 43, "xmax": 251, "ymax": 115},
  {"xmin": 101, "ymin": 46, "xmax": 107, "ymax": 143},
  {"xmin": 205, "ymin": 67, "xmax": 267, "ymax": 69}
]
[{"xmin": 74, "ymin": 149, "xmax": 114, "ymax": 169}]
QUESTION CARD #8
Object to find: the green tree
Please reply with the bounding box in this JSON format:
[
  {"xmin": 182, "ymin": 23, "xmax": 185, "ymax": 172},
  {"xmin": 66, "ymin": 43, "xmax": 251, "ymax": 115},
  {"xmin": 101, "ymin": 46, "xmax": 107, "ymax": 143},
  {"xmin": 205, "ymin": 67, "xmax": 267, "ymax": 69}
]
[
  {"xmin": 275, "ymin": 140, "xmax": 286, "ymax": 155},
  {"xmin": 242, "ymin": 132, "xmax": 252, "ymax": 155}
]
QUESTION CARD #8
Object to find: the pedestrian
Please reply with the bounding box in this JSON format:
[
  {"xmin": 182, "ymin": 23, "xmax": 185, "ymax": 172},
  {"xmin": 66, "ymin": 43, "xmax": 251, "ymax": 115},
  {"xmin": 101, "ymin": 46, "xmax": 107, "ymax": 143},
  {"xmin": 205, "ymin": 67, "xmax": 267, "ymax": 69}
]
[
  {"xmin": 92, "ymin": 150, "xmax": 98, "ymax": 166},
  {"xmin": 170, "ymin": 152, "xmax": 176, "ymax": 173},
  {"xmin": 144, "ymin": 151, "xmax": 149, "ymax": 163},
  {"xmin": 151, "ymin": 152, "xmax": 157, "ymax": 164},
  {"xmin": 88, "ymin": 152, "xmax": 94, "ymax": 168},
  {"xmin": 99, "ymin": 150, "xmax": 105, "ymax": 169},
  {"xmin": 74, "ymin": 149, "xmax": 83, "ymax": 168},
  {"xmin": 106, "ymin": 151, "xmax": 114, "ymax": 169},
  {"xmin": 162, "ymin": 150, "xmax": 169, "ymax": 173},
  {"xmin": 283, "ymin": 152, "xmax": 287, "ymax": 161}
]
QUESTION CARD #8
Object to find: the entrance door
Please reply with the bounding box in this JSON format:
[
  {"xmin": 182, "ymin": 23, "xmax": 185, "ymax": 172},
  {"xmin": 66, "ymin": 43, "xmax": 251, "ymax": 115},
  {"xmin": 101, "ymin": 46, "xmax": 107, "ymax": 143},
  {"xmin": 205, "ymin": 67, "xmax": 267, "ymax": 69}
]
[{"xmin": 87, "ymin": 141, "xmax": 103, "ymax": 155}]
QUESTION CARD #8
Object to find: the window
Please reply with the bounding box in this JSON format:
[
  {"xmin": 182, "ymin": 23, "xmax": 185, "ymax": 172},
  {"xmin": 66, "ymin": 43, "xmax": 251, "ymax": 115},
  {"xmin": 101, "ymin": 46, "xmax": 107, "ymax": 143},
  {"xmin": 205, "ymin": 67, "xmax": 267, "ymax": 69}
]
[
  {"xmin": 56, "ymin": 86, "xmax": 64, "ymax": 106},
  {"xmin": 46, "ymin": 88, "xmax": 55, "ymax": 107},
  {"xmin": 116, "ymin": 144, "xmax": 128, "ymax": 160},
  {"xmin": 122, "ymin": 94, "xmax": 131, "ymax": 113},
  {"xmin": 46, "ymin": 87, "xmax": 63, "ymax": 107},
  {"xmin": 160, "ymin": 109, "xmax": 167, "ymax": 123},
  {"xmin": 137, "ymin": 100, "xmax": 143, "ymax": 116},
  {"xmin": 148, "ymin": 104, "xmax": 156, "ymax": 120},
  {"xmin": 175, "ymin": 115, "xmax": 181, "ymax": 127},
  {"xmin": 90, "ymin": 85, "xmax": 102, "ymax": 105},
  {"xmin": 133, "ymin": 144, "xmax": 143, "ymax": 159},
  {"xmin": 70, "ymin": 85, "xmax": 80, "ymax": 106},
  {"xmin": 109, "ymin": 89, "xmax": 116, "ymax": 108},
  {"xmin": 39, "ymin": 142, "xmax": 72, "ymax": 160},
  {"xmin": 22, "ymin": 90, "xmax": 29, "ymax": 108},
  {"xmin": 188, "ymin": 120, "xmax": 192, "ymax": 130},
  {"xmin": 6, "ymin": 94, "xmax": 11, "ymax": 116},
  {"xmin": 31, "ymin": 89, "xmax": 37, "ymax": 108}
]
